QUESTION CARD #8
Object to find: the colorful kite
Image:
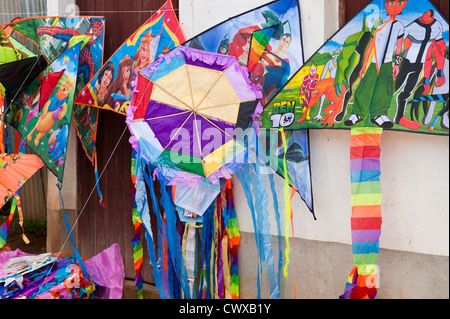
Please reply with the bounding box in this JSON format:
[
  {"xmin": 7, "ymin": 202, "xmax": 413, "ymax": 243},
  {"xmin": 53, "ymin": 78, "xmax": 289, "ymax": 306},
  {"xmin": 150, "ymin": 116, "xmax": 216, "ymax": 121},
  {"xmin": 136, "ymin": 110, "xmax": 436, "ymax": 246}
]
[
  {"xmin": 4, "ymin": 16, "xmax": 106, "ymax": 165},
  {"xmin": 261, "ymin": 1, "xmax": 449, "ymax": 135},
  {"xmin": 75, "ymin": 0, "xmax": 184, "ymax": 116},
  {"xmin": 6, "ymin": 42, "xmax": 81, "ymax": 182},
  {"xmin": 183, "ymin": 0, "xmax": 314, "ymax": 216},
  {"xmin": 1, "ymin": 22, "xmax": 47, "ymax": 104},
  {"xmin": 259, "ymin": 0, "xmax": 449, "ymax": 299},
  {"xmin": 4, "ymin": 16, "xmax": 106, "ymax": 205},
  {"xmin": 0, "ymin": 153, "xmax": 44, "ymax": 249}
]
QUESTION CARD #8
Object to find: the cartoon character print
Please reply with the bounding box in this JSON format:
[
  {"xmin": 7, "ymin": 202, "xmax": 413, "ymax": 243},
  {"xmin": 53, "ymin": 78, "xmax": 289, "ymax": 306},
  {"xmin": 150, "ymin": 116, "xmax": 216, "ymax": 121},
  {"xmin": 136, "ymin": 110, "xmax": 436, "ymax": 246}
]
[
  {"xmin": 36, "ymin": 19, "xmax": 104, "ymax": 81},
  {"xmin": 297, "ymin": 64, "xmax": 319, "ymax": 122},
  {"xmin": 26, "ymin": 76, "xmax": 74, "ymax": 147},
  {"xmin": 48, "ymin": 124, "xmax": 69, "ymax": 166}
]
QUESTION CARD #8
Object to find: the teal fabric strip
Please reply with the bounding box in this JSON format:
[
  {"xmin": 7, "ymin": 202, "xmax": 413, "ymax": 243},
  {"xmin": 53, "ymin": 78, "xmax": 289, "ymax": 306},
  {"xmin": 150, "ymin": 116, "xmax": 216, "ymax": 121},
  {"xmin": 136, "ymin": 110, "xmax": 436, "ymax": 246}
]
[
  {"xmin": 134, "ymin": 156, "xmax": 167, "ymax": 298},
  {"xmin": 57, "ymin": 185, "xmax": 89, "ymax": 280},
  {"xmin": 158, "ymin": 178, "xmax": 192, "ymax": 299}
]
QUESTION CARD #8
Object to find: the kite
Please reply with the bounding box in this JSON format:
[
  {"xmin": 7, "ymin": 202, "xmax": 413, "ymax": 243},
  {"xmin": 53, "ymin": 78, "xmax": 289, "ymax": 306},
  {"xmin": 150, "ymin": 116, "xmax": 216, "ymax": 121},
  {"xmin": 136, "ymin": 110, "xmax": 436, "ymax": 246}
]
[
  {"xmin": 261, "ymin": 1, "xmax": 449, "ymax": 135},
  {"xmin": 4, "ymin": 16, "xmax": 106, "ymax": 205},
  {"xmin": 259, "ymin": 0, "xmax": 449, "ymax": 299},
  {"xmin": 183, "ymin": 0, "xmax": 314, "ymax": 216},
  {"xmin": 75, "ymin": 0, "xmax": 184, "ymax": 116},
  {"xmin": 6, "ymin": 42, "xmax": 81, "ymax": 182},
  {"xmin": 181, "ymin": 0, "xmax": 312, "ymax": 298},
  {"xmin": 5, "ymin": 16, "xmax": 106, "ymax": 168},
  {"xmin": 0, "ymin": 153, "xmax": 44, "ymax": 249}
]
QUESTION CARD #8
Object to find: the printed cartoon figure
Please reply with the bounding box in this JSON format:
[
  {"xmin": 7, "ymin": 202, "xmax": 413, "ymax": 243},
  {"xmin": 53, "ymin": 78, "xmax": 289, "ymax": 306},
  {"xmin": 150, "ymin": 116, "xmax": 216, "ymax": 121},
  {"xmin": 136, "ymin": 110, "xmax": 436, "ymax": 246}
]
[
  {"xmin": 105, "ymin": 55, "xmax": 135, "ymax": 105},
  {"xmin": 217, "ymin": 35, "xmax": 230, "ymax": 54},
  {"xmin": 260, "ymin": 33, "xmax": 292, "ymax": 104},
  {"xmin": 229, "ymin": 26, "xmax": 260, "ymax": 66},
  {"xmin": 94, "ymin": 61, "xmax": 115, "ymax": 105},
  {"xmin": 297, "ymin": 64, "xmax": 319, "ymax": 122},
  {"xmin": 306, "ymin": 78, "xmax": 346, "ymax": 126},
  {"xmin": 36, "ymin": 19, "xmax": 104, "ymax": 81},
  {"xmin": 133, "ymin": 32, "xmax": 159, "ymax": 75},
  {"xmin": 345, "ymin": 0, "xmax": 408, "ymax": 128},
  {"xmin": 393, "ymin": 9, "xmax": 446, "ymax": 129},
  {"xmin": 314, "ymin": 49, "xmax": 340, "ymax": 120},
  {"xmin": 26, "ymin": 76, "xmax": 74, "ymax": 147},
  {"xmin": 48, "ymin": 124, "xmax": 69, "ymax": 166}
]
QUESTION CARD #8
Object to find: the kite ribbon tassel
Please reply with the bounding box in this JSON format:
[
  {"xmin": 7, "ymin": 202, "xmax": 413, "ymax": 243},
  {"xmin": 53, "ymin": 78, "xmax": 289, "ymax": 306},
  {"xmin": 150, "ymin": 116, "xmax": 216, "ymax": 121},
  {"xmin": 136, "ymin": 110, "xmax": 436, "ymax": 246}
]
[
  {"xmin": 92, "ymin": 142, "xmax": 105, "ymax": 207},
  {"xmin": 340, "ymin": 127, "xmax": 383, "ymax": 299}
]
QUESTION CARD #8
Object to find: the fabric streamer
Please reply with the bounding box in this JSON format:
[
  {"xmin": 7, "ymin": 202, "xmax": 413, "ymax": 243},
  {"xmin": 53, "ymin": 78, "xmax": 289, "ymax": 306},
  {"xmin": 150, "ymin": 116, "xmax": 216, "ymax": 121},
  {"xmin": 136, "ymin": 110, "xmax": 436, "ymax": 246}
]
[
  {"xmin": 236, "ymin": 160, "xmax": 279, "ymax": 299},
  {"xmin": 92, "ymin": 141, "xmax": 105, "ymax": 207},
  {"xmin": 223, "ymin": 179, "xmax": 240, "ymax": 299},
  {"xmin": 130, "ymin": 151, "xmax": 143, "ymax": 299},
  {"xmin": 57, "ymin": 183, "xmax": 90, "ymax": 281},
  {"xmin": 133, "ymin": 154, "xmax": 167, "ymax": 298},
  {"xmin": 158, "ymin": 178, "xmax": 191, "ymax": 298},
  {"xmin": 340, "ymin": 127, "xmax": 383, "ymax": 299},
  {"xmin": 279, "ymin": 128, "xmax": 291, "ymax": 279}
]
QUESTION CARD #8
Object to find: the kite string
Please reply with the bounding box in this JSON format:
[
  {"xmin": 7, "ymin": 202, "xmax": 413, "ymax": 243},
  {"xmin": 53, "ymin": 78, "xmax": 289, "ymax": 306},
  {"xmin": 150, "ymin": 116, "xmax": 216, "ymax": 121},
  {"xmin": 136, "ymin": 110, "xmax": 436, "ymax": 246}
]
[
  {"xmin": 34, "ymin": 124, "xmax": 128, "ymax": 297},
  {"xmin": 0, "ymin": 9, "xmax": 180, "ymax": 16},
  {"xmin": 61, "ymin": 124, "xmax": 128, "ymax": 251}
]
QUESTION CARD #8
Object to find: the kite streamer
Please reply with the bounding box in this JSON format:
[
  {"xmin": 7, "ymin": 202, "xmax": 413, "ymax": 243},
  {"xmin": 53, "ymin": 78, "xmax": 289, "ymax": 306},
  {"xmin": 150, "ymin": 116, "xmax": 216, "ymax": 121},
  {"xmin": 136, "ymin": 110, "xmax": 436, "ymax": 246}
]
[{"xmin": 340, "ymin": 127, "xmax": 382, "ymax": 299}]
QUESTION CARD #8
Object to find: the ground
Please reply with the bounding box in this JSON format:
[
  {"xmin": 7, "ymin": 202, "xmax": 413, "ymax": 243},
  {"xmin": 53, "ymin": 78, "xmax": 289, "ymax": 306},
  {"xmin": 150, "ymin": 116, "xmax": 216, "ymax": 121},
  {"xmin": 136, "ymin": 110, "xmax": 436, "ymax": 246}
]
[{"xmin": 0, "ymin": 215, "xmax": 47, "ymax": 254}]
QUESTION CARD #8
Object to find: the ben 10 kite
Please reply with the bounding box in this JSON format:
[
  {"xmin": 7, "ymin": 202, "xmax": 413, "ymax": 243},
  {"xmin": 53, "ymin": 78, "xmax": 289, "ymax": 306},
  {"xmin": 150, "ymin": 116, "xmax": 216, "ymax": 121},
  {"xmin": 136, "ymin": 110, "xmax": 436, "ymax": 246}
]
[{"xmin": 260, "ymin": 0, "xmax": 448, "ymax": 299}]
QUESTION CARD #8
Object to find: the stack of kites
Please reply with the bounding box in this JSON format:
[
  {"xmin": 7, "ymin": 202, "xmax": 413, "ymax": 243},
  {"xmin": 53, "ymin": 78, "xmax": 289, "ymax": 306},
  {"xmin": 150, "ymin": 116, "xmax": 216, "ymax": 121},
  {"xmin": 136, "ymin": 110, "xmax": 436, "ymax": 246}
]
[{"xmin": 0, "ymin": 244, "xmax": 125, "ymax": 299}]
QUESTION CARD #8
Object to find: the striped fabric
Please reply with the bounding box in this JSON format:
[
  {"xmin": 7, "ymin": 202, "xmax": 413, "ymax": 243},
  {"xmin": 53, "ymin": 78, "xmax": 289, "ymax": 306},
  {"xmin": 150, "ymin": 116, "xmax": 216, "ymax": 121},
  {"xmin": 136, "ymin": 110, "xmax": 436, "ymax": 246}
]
[
  {"xmin": 341, "ymin": 127, "xmax": 383, "ymax": 299},
  {"xmin": 225, "ymin": 179, "xmax": 240, "ymax": 299}
]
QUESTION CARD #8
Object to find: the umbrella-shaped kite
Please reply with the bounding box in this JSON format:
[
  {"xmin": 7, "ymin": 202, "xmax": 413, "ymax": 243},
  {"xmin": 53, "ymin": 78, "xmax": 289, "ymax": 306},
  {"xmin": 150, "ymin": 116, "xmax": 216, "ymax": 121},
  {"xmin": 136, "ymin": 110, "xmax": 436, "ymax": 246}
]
[
  {"xmin": 259, "ymin": 0, "xmax": 449, "ymax": 299},
  {"xmin": 128, "ymin": 45, "xmax": 262, "ymax": 179}
]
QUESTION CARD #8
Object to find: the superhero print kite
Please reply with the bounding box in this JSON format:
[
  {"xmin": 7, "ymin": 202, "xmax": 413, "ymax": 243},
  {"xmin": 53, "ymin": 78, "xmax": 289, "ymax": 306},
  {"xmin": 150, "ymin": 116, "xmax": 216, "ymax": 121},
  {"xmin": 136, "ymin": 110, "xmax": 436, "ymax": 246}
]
[{"xmin": 259, "ymin": 0, "xmax": 448, "ymax": 299}]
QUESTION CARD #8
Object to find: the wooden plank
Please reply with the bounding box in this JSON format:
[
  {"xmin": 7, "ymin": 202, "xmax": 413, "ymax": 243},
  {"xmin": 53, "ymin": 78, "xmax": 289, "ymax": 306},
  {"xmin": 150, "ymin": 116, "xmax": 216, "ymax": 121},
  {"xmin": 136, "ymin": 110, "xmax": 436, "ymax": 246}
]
[{"xmin": 75, "ymin": 0, "xmax": 179, "ymax": 285}]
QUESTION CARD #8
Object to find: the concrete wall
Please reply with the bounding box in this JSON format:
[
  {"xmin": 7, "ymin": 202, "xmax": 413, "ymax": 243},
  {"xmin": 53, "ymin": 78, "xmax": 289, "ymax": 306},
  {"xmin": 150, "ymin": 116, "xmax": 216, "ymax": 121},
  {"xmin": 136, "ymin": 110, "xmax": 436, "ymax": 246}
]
[
  {"xmin": 179, "ymin": 0, "xmax": 449, "ymax": 298},
  {"xmin": 45, "ymin": 0, "xmax": 79, "ymax": 255}
]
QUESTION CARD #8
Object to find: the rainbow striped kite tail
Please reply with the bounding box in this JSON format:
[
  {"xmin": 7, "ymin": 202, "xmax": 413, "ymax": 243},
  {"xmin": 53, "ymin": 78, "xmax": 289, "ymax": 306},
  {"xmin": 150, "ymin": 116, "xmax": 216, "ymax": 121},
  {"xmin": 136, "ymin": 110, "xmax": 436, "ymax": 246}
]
[
  {"xmin": 340, "ymin": 266, "xmax": 377, "ymax": 299},
  {"xmin": 341, "ymin": 127, "xmax": 383, "ymax": 299}
]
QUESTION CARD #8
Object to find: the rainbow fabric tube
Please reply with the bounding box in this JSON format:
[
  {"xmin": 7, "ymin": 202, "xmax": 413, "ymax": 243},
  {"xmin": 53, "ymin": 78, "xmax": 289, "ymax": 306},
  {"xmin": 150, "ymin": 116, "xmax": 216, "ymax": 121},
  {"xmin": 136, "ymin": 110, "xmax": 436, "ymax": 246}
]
[{"xmin": 340, "ymin": 127, "xmax": 383, "ymax": 299}]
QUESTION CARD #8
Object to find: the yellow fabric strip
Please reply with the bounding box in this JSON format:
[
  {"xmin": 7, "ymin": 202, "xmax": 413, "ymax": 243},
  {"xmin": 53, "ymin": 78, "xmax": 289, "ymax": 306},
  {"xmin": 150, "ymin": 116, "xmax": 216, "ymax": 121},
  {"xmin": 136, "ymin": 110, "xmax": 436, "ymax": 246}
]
[
  {"xmin": 280, "ymin": 128, "xmax": 291, "ymax": 278},
  {"xmin": 351, "ymin": 193, "xmax": 382, "ymax": 206}
]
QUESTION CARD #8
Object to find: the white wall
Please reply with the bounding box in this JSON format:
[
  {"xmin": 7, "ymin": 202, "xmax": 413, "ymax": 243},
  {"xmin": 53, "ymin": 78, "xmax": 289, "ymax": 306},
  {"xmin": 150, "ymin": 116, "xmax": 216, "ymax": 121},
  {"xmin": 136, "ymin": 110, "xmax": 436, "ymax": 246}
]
[{"xmin": 181, "ymin": 0, "xmax": 449, "ymax": 257}]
